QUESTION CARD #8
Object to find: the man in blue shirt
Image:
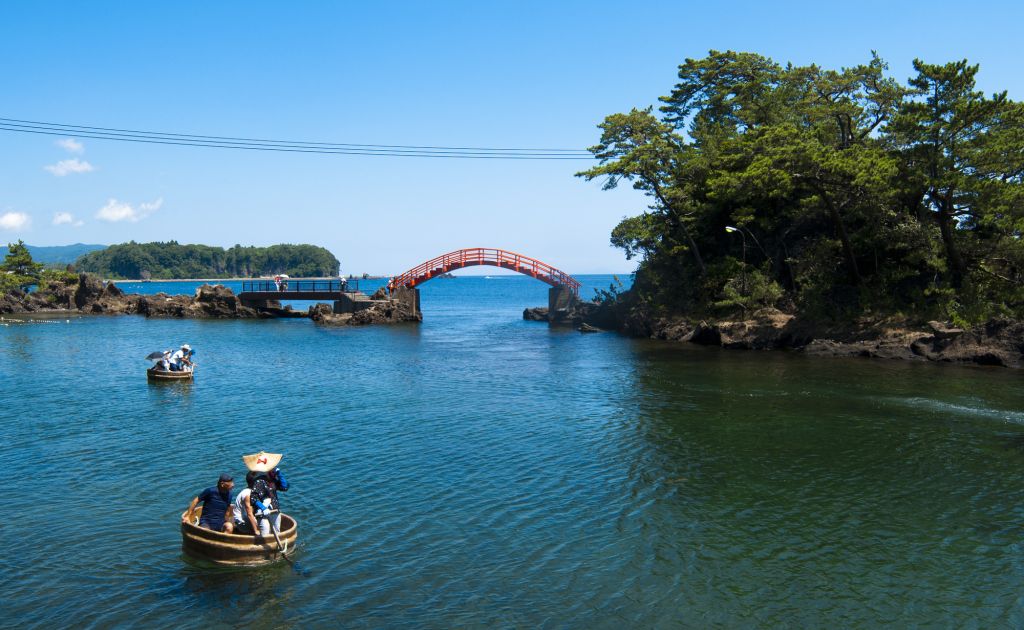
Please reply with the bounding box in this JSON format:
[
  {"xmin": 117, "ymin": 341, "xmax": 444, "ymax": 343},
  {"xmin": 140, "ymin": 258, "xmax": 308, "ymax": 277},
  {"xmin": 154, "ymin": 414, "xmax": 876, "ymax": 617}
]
[{"xmin": 184, "ymin": 473, "xmax": 236, "ymax": 532}]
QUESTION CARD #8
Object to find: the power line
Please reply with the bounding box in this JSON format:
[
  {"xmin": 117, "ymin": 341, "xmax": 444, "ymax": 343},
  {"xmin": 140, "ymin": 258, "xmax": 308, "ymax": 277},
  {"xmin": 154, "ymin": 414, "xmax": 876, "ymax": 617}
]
[
  {"xmin": 0, "ymin": 116, "xmax": 590, "ymax": 153},
  {"xmin": 0, "ymin": 117, "xmax": 597, "ymax": 160}
]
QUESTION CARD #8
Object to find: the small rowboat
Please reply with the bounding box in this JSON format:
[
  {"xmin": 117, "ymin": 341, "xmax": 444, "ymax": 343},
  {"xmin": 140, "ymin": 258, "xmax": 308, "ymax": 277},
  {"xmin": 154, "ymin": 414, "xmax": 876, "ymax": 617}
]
[
  {"xmin": 147, "ymin": 366, "xmax": 195, "ymax": 381},
  {"xmin": 181, "ymin": 508, "xmax": 298, "ymax": 566}
]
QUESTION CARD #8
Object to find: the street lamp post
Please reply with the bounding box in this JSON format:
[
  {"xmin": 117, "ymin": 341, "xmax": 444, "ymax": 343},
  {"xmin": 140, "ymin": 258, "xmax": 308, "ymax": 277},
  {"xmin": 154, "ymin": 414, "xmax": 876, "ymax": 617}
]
[{"xmin": 725, "ymin": 225, "xmax": 747, "ymax": 294}]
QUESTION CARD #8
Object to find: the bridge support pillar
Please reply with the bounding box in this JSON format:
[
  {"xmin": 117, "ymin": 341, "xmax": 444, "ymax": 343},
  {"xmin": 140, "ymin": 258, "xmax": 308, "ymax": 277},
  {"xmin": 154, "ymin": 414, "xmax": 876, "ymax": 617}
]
[
  {"xmin": 333, "ymin": 293, "xmax": 372, "ymax": 314},
  {"xmin": 548, "ymin": 285, "xmax": 576, "ymax": 324},
  {"xmin": 392, "ymin": 287, "xmax": 420, "ymax": 317}
]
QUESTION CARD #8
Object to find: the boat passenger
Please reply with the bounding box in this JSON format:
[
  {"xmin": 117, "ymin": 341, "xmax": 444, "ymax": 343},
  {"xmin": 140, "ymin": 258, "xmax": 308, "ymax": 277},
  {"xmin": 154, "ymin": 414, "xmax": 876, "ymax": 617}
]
[
  {"xmin": 264, "ymin": 466, "xmax": 289, "ymax": 526},
  {"xmin": 232, "ymin": 479, "xmax": 256, "ymax": 535},
  {"xmin": 233, "ymin": 471, "xmax": 281, "ymax": 537},
  {"xmin": 232, "ymin": 469, "xmax": 280, "ymax": 536},
  {"xmin": 157, "ymin": 350, "xmax": 171, "ymax": 372},
  {"xmin": 268, "ymin": 466, "xmax": 289, "ymax": 504},
  {"xmin": 251, "ymin": 470, "xmax": 283, "ymax": 535},
  {"xmin": 170, "ymin": 344, "xmax": 193, "ymax": 372},
  {"xmin": 183, "ymin": 473, "xmax": 235, "ymax": 533}
]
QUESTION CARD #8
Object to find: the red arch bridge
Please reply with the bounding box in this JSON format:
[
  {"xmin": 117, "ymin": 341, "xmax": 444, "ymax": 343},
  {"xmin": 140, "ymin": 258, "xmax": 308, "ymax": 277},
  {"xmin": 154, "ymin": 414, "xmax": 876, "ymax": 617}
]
[
  {"xmin": 237, "ymin": 248, "xmax": 580, "ymax": 320},
  {"xmin": 387, "ymin": 248, "xmax": 581, "ymax": 295}
]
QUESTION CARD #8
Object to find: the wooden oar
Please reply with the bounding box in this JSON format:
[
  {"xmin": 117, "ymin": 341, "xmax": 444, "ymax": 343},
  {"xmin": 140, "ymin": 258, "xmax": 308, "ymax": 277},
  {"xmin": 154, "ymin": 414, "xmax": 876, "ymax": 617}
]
[{"xmin": 260, "ymin": 509, "xmax": 295, "ymax": 567}]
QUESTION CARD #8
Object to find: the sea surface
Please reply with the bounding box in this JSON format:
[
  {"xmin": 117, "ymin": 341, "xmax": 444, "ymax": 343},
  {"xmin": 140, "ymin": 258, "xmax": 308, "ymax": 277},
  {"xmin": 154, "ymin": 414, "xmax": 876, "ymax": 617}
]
[{"xmin": 3, "ymin": 274, "xmax": 1024, "ymax": 627}]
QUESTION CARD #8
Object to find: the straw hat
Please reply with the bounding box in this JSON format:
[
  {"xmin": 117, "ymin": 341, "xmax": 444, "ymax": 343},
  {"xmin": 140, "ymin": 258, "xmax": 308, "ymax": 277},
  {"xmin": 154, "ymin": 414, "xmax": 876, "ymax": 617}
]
[{"xmin": 243, "ymin": 451, "xmax": 282, "ymax": 472}]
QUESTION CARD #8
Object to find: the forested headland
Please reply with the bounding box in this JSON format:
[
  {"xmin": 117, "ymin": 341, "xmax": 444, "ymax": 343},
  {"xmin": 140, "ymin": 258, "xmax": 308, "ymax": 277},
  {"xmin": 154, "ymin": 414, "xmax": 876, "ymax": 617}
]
[
  {"xmin": 0, "ymin": 243, "xmax": 105, "ymax": 266},
  {"xmin": 74, "ymin": 241, "xmax": 340, "ymax": 279},
  {"xmin": 580, "ymin": 51, "xmax": 1024, "ymax": 329}
]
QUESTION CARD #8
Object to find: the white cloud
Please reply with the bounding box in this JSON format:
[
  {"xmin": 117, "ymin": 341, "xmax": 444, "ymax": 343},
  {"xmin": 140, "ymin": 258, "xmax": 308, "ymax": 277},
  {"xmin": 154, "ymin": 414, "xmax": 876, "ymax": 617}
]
[
  {"xmin": 0, "ymin": 212, "xmax": 31, "ymax": 231},
  {"xmin": 44, "ymin": 158, "xmax": 95, "ymax": 176},
  {"xmin": 56, "ymin": 138, "xmax": 84, "ymax": 154},
  {"xmin": 96, "ymin": 198, "xmax": 162, "ymax": 223},
  {"xmin": 53, "ymin": 212, "xmax": 79, "ymax": 226}
]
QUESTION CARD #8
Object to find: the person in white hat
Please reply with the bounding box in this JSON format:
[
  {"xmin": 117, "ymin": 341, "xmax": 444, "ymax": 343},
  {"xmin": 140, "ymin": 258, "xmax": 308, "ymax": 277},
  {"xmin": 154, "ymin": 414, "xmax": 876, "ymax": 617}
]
[{"xmin": 170, "ymin": 344, "xmax": 193, "ymax": 372}]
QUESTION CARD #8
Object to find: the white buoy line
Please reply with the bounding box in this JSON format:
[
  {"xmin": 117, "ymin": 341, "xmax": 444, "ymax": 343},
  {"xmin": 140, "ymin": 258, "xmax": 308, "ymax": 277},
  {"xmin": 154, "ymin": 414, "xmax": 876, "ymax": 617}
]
[{"xmin": 0, "ymin": 316, "xmax": 74, "ymax": 325}]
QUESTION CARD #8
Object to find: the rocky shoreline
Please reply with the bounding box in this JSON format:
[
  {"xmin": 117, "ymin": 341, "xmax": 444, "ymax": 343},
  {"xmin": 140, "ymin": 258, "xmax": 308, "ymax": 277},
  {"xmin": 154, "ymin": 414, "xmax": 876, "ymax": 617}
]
[
  {"xmin": 525, "ymin": 302, "xmax": 1024, "ymax": 369},
  {"xmin": 308, "ymin": 287, "xmax": 421, "ymax": 326},
  {"xmin": 1, "ymin": 274, "xmax": 268, "ymax": 318},
  {"xmin": 5, "ymin": 273, "xmax": 1017, "ymax": 366},
  {"xmin": 0, "ymin": 274, "xmax": 420, "ymax": 326}
]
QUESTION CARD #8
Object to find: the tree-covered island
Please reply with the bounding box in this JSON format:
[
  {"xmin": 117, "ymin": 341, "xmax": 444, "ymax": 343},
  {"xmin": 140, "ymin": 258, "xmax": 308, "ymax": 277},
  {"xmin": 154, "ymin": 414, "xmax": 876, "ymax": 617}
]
[
  {"xmin": 75, "ymin": 241, "xmax": 340, "ymax": 279},
  {"xmin": 577, "ymin": 51, "xmax": 1023, "ymax": 359},
  {"xmin": 0, "ymin": 240, "xmax": 417, "ymax": 324}
]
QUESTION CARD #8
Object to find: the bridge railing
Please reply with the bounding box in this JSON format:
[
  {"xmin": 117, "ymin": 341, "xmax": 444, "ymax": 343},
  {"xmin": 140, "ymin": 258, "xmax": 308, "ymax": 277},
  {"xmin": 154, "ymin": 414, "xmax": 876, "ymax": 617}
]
[
  {"xmin": 240, "ymin": 279, "xmax": 359, "ymax": 293},
  {"xmin": 388, "ymin": 247, "xmax": 580, "ymax": 294}
]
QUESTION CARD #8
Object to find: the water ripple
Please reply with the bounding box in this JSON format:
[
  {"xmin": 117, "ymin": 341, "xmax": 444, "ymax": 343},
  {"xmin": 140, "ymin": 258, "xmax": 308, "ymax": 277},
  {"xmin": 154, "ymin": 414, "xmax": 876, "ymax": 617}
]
[{"xmin": 5, "ymin": 277, "xmax": 1024, "ymax": 626}]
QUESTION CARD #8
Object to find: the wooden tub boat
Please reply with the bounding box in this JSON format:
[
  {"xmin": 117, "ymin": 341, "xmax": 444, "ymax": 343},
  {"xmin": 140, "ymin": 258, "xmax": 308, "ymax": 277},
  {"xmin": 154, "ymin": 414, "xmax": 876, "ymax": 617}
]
[
  {"xmin": 181, "ymin": 508, "xmax": 298, "ymax": 566},
  {"xmin": 148, "ymin": 366, "xmax": 194, "ymax": 381}
]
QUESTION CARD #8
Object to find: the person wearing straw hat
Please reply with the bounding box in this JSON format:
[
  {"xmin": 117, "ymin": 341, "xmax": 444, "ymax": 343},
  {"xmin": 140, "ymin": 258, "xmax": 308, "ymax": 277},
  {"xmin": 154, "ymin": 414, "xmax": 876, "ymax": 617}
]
[{"xmin": 235, "ymin": 452, "xmax": 287, "ymax": 537}]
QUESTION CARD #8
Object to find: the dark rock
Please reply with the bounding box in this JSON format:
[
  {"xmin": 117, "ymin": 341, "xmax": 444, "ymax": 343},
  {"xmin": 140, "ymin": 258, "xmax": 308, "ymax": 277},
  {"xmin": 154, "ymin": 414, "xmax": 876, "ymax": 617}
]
[
  {"xmin": 927, "ymin": 320, "xmax": 964, "ymax": 338},
  {"xmin": 351, "ymin": 299, "xmax": 421, "ymax": 325},
  {"xmin": 897, "ymin": 318, "xmax": 1023, "ymax": 367},
  {"xmin": 620, "ymin": 306, "xmax": 654, "ymax": 338},
  {"xmin": 74, "ymin": 273, "xmax": 105, "ymax": 309},
  {"xmin": 684, "ymin": 321, "xmax": 722, "ymax": 346},
  {"xmin": 578, "ymin": 323, "xmax": 603, "ymax": 333},
  {"xmin": 104, "ymin": 282, "xmax": 124, "ymax": 298},
  {"xmin": 523, "ymin": 307, "xmax": 548, "ymax": 321},
  {"xmin": 137, "ymin": 293, "xmax": 191, "ymax": 317},
  {"xmin": 974, "ymin": 352, "xmax": 1008, "ymax": 367},
  {"xmin": 712, "ymin": 310, "xmax": 797, "ymax": 349},
  {"xmin": 33, "ymin": 279, "xmax": 77, "ymax": 309},
  {"xmin": 370, "ymin": 286, "xmax": 389, "ymax": 300},
  {"xmin": 802, "ymin": 339, "xmax": 847, "ymax": 358},
  {"xmin": 654, "ymin": 319, "xmax": 693, "ymax": 341},
  {"xmin": 313, "ymin": 294, "xmax": 421, "ymax": 327},
  {"xmin": 136, "ymin": 286, "xmax": 261, "ymax": 319},
  {"xmin": 523, "ymin": 294, "xmax": 630, "ymax": 330},
  {"xmin": 189, "ymin": 284, "xmax": 254, "ymax": 318},
  {"xmin": 0, "ymin": 290, "xmax": 27, "ymax": 314},
  {"xmin": 308, "ymin": 303, "xmax": 333, "ymax": 322}
]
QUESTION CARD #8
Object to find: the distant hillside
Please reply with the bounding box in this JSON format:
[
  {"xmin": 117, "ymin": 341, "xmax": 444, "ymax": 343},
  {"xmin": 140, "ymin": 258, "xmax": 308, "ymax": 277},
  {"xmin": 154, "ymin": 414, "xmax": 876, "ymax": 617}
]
[
  {"xmin": 74, "ymin": 241, "xmax": 340, "ymax": 279},
  {"xmin": 0, "ymin": 243, "xmax": 107, "ymax": 265}
]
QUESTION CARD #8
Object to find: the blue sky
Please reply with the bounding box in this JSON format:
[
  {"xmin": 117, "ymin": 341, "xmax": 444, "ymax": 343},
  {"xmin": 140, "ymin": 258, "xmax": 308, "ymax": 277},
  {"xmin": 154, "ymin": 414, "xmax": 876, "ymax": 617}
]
[{"xmin": 1, "ymin": 1, "xmax": 1021, "ymax": 275}]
